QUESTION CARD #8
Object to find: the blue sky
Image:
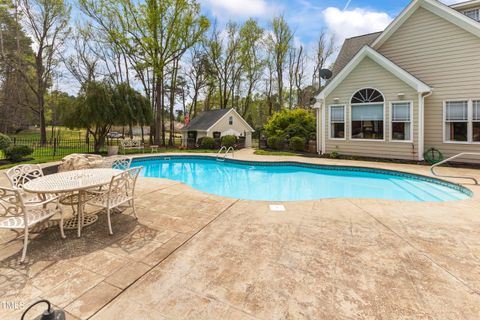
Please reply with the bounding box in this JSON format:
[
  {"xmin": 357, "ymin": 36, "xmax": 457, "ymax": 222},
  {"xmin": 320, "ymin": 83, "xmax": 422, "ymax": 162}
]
[{"xmin": 199, "ymin": 0, "xmax": 463, "ymax": 45}]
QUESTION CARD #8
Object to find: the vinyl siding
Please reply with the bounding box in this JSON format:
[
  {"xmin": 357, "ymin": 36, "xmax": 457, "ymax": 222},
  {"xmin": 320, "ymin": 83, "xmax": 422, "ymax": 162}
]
[
  {"xmin": 323, "ymin": 57, "xmax": 419, "ymax": 160},
  {"xmin": 378, "ymin": 6, "xmax": 480, "ymax": 160},
  {"xmin": 208, "ymin": 110, "xmax": 253, "ymax": 137}
]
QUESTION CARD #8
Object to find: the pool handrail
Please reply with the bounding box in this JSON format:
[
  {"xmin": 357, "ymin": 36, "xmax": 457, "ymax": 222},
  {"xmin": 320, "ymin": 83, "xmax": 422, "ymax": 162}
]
[
  {"xmin": 430, "ymin": 152, "xmax": 479, "ymax": 184},
  {"xmin": 216, "ymin": 146, "xmax": 227, "ymax": 160},
  {"xmin": 224, "ymin": 146, "xmax": 235, "ymax": 159}
]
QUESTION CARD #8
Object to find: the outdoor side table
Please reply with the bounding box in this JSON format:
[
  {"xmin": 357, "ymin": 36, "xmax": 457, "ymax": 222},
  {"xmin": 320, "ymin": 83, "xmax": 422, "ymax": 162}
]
[
  {"xmin": 150, "ymin": 145, "xmax": 159, "ymax": 153},
  {"xmin": 23, "ymin": 168, "xmax": 122, "ymax": 237}
]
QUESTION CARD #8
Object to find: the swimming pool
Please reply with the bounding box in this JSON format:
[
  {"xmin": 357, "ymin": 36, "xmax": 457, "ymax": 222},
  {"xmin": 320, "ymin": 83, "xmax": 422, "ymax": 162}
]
[{"xmin": 132, "ymin": 156, "xmax": 471, "ymax": 202}]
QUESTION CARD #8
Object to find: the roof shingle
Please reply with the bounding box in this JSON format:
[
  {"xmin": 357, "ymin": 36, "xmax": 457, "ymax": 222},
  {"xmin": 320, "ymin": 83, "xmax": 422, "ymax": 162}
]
[
  {"xmin": 331, "ymin": 32, "xmax": 382, "ymax": 79},
  {"xmin": 181, "ymin": 109, "xmax": 231, "ymax": 131}
]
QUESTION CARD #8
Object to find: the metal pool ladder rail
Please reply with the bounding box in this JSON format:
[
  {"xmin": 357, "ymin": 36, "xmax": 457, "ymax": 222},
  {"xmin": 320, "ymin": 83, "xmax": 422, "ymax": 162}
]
[
  {"xmin": 430, "ymin": 152, "xmax": 480, "ymax": 184},
  {"xmin": 216, "ymin": 146, "xmax": 235, "ymax": 161},
  {"xmin": 216, "ymin": 146, "xmax": 227, "ymax": 161}
]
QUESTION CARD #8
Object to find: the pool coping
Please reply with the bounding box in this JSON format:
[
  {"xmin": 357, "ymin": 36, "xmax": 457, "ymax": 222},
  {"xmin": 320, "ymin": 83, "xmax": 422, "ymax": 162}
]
[{"xmin": 132, "ymin": 154, "xmax": 473, "ymax": 199}]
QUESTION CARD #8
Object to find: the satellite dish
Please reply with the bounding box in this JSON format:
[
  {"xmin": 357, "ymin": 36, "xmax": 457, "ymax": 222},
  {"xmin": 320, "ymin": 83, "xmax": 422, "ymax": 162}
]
[{"xmin": 319, "ymin": 69, "xmax": 332, "ymax": 80}]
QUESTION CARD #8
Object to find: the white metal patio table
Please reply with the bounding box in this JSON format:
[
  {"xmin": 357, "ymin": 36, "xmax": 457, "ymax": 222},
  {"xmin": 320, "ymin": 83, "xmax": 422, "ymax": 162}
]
[{"xmin": 23, "ymin": 168, "xmax": 122, "ymax": 237}]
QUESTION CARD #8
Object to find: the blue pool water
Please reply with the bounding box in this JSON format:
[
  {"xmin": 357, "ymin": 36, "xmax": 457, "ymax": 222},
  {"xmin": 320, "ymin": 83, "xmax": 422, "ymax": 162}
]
[{"xmin": 132, "ymin": 157, "xmax": 471, "ymax": 202}]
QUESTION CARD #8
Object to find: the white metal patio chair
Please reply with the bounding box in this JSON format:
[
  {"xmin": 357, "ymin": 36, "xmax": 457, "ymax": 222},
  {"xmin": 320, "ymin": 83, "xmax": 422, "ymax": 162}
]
[
  {"xmin": 5, "ymin": 164, "xmax": 56, "ymax": 204},
  {"xmin": 96, "ymin": 156, "xmax": 133, "ymax": 170},
  {"xmin": 0, "ymin": 187, "xmax": 65, "ymax": 263},
  {"xmin": 88, "ymin": 167, "xmax": 142, "ymax": 235}
]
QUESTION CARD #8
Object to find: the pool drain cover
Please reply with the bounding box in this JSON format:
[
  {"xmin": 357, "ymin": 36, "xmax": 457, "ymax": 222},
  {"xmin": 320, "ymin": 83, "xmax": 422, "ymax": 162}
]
[{"xmin": 269, "ymin": 205, "xmax": 285, "ymax": 212}]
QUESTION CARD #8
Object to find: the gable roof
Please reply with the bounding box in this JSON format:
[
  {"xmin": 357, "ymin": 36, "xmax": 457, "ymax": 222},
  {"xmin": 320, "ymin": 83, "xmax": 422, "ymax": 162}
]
[
  {"xmin": 316, "ymin": 46, "xmax": 432, "ymax": 102},
  {"xmin": 181, "ymin": 108, "xmax": 254, "ymax": 132},
  {"xmin": 331, "ymin": 32, "xmax": 382, "ymax": 78},
  {"xmin": 182, "ymin": 109, "xmax": 230, "ymax": 131},
  {"xmin": 372, "ymin": 0, "xmax": 480, "ymax": 48}
]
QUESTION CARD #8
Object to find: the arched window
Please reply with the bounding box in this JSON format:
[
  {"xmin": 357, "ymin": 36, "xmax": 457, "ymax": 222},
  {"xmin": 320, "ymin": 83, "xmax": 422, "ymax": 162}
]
[
  {"xmin": 350, "ymin": 88, "xmax": 385, "ymax": 140},
  {"xmin": 351, "ymin": 88, "xmax": 384, "ymax": 104}
]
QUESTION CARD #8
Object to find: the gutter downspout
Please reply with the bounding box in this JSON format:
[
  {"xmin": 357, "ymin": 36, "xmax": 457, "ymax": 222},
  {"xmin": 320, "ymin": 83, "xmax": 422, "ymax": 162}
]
[
  {"xmin": 321, "ymin": 101, "xmax": 326, "ymax": 155},
  {"xmin": 316, "ymin": 106, "xmax": 321, "ymax": 154},
  {"xmin": 418, "ymin": 90, "xmax": 433, "ymax": 161}
]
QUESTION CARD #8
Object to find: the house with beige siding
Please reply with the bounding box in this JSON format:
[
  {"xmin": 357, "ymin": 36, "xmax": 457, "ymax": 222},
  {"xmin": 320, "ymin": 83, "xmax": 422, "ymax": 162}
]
[
  {"xmin": 181, "ymin": 108, "xmax": 254, "ymax": 148},
  {"xmin": 315, "ymin": 0, "xmax": 480, "ymax": 161}
]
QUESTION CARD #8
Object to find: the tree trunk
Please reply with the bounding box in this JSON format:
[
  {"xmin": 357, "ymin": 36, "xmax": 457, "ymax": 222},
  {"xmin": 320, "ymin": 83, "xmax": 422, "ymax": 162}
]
[
  {"xmin": 39, "ymin": 104, "xmax": 47, "ymax": 144},
  {"xmin": 277, "ymin": 73, "xmax": 283, "ymax": 111},
  {"xmin": 161, "ymin": 80, "xmax": 166, "ymax": 146},
  {"xmin": 169, "ymin": 60, "xmax": 179, "ymax": 146},
  {"xmin": 154, "ymin": 80, "xmax": 163, "ymax": 145}
]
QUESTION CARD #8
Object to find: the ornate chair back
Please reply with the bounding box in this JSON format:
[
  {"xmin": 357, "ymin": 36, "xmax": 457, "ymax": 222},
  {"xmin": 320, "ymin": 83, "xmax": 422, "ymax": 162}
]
[
  {"xmin": 107, "ymin": 167, "xmax": 142, "ymax": 205},
  {"xmin": 5, "ymin": 164, "xmax": 44, "ymax": 189},
  {"xmin": 0, "ymin": 187, "xmax": 26, "ymax": 222},
  {"xmin": 99, "ymin": 156, "xmax": 132, "ymax": 171}
]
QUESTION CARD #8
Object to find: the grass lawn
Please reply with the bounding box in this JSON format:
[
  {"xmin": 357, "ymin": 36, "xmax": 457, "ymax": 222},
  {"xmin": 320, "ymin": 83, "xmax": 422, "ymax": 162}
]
[
  {"xmin": 254, "ymin": 149, "xmax": 300, "ymax": 156},
  {"xmin": 10, "ymin": 126, "xmax": 86, "ymax": 140}
]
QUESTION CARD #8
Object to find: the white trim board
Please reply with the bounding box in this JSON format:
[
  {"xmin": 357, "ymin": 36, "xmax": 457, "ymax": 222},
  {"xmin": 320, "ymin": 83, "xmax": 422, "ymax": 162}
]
[{"xmin": 316, "ymin": 46, "xmax": 432, "ymax": 102}]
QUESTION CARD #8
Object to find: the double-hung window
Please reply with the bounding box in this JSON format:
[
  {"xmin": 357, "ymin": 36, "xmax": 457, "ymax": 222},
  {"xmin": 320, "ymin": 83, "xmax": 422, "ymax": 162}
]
[
  {"xmin": 445, "ymin": 101, "xmax": 468, "ymax": 142},
  {"xmin": 330, "ymin": 105, "xmax": 345, "ymax": 139},
  {"xmin": 391, "ymin": 102, "xmax": 412, "ymax": 141}
]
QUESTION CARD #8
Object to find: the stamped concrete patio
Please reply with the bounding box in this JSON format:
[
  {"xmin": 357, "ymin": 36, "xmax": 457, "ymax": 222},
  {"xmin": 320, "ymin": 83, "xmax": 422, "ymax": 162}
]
[{"xmin": 1, "ymin": 150, "xmax": 480, "ymax": 319}]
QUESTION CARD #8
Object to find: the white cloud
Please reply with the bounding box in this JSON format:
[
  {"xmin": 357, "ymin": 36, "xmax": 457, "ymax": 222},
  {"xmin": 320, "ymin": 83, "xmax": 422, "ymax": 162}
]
[
  {"xmin": 323, "ymin": 7, "xmax": 393, "ymax": 43},
  {"xmin": 201, "ymin": 0, "xmax": 271, "ymax": 18}
]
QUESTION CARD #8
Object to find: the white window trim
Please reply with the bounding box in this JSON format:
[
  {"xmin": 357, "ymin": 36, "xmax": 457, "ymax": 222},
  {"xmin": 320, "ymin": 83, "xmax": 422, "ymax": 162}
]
[
  {"xmin": 328, "ymin": 105, "xmax": 346, "ymax": 140},
  {"xmin": 472, "ymin": 99, "xmax": 480, "ymax": 144},
  {"xmin": 443, "ymin": 99, "xmax": 480, "ymax": 144},
  {"xmin": 389, "ymin": 101, "xmax": 414, "ymax": 143},
  {"xmin": 349, "ymin": 102, "xmax": 386, "ymax": 142}
]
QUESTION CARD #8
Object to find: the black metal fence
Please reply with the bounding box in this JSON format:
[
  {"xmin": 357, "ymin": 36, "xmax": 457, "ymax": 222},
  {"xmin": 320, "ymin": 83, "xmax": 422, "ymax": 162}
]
[{"xmin": 0, "ymin": 137, "xmax": 182, "ymax": 160}]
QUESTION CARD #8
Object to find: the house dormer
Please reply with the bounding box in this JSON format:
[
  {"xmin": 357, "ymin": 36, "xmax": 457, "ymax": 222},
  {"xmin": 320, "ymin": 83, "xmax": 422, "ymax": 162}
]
[{"xmin": 451, "ymin": 0, "xmax": 480, "ymax": 21}]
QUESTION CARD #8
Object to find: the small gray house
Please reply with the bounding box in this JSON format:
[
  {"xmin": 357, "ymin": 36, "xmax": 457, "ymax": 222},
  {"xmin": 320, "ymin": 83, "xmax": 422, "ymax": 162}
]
[{"xmin": 181, "ymin": 108, "xmax": 254, "ymax": 148}]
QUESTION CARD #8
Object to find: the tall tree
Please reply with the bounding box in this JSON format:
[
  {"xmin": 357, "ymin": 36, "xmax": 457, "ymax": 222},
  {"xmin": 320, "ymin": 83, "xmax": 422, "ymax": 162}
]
[
  {"xmin": 266, "ymin": 15, "xmax": 293, "ymax": 111},
  {"xmin": 64, "ymin": 23, "xmax": 100, "ymax": 85},
  {"xmin": 80, "ymin": 0, "xmax": 209, "ymax": 145},
  {"xmin": 312, "ymin": 30, "xmax": 335, "ymax": 89},
  {"xmin": 205, "ymin": 21, "xmax": 242, "ymax": 109},
  {"xmin": 186, "ymin": 44, "xmax": 208, "ymax": 117},
  {"xmin": 19, "ymin": 0, "xmax": 71, "ymax": 144},
  {"xmin": 239, "ymin": 19, "xmax": 264, "ymax": 117},
  {"xmin": 293, "ymin": 45, "xmax": 306, "ymax": 107},
  {"xmin": 0, "ymin": 3, "xmax": 35, "ymax": 132}
]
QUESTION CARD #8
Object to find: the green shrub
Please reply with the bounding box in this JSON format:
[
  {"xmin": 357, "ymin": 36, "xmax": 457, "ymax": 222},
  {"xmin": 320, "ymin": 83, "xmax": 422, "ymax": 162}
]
[
  {"xmin": 267, "ymin": 135, "xmax": 285, "ymax": 150},
  {"xmin": 199, "ymin": 137, "xmax": 215, "ymax": 149},
  {"xmin": 263, "ymin": 109, "xmax": 315, "ymax": 141},
  {"xmin": 221, "ymin": 135, "xmax": 237, "ymax": 148},
  {"xmin": 4, "ymin": 145, "xmax": 33, "ymax": 162},
  {"xmin": 289, "ymin": 136, "xmax": 306, "ymax": 151},
  {"xmin": 330, "ymin": 151, "xmax": 339, "ymax": 159},
  {"xmin": 0, "ymin": 133, "xmax": 12, "ymax": 150}
]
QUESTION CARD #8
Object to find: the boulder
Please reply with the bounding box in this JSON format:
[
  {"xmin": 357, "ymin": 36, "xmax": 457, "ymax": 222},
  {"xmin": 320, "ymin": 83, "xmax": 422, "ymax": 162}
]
[{"xmin": 58, "ymin": 153, "xmax": 103, "ymax": 172}]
